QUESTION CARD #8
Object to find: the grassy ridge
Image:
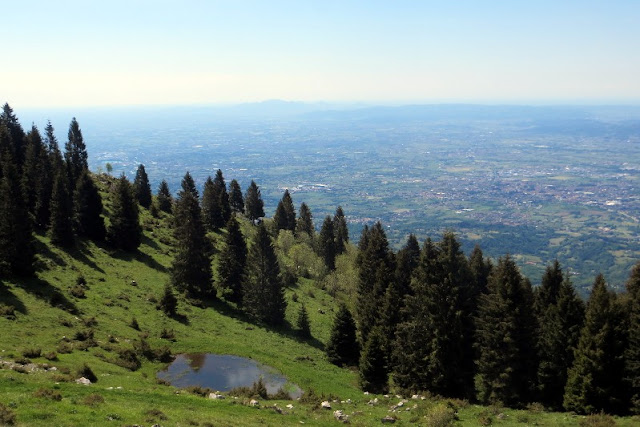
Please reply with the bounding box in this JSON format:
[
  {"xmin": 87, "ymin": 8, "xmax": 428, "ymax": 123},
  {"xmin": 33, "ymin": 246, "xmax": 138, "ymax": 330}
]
[{"xmin": 0, "ymin": 194, "xmax": 638, "ymax": 425}]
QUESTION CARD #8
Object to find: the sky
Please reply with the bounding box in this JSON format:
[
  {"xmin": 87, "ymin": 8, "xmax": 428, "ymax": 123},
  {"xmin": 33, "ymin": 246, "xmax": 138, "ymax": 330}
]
[{"xmin": 2, "ymin": 0, "xmax": 640, "ymax": 108}]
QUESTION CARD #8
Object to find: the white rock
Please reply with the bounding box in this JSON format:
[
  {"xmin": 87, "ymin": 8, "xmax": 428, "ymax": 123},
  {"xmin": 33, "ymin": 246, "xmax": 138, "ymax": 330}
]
[
  {"xmin": 411, "ymin": 394, "xmax": 420, "ymax": 400},
  {"xmin": 249, "ymin": 399, "xmax": 260, "ymax": 407},
  {"xmin": 76, "ymin": 377, "xmax": 91, "ymax": 385},
  {"xmin": 321, "ymin": 400, "xmax": 331, "ymax": 409},
  {"xmin": 286, "ymin": 404, "xmax": 294, "ymax": 409},
  {"xmin": 364, "ymin": 391, "xmax": 369, "ymax": 395},
  {"xmin": 209, "ymin": 393, "xmax": 225, "ymax": 399}
]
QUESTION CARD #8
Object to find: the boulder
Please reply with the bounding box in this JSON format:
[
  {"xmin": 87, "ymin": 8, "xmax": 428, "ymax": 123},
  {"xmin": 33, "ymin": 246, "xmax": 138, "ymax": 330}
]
[
  {"xmin": 321, "ymin": 400, "xmax": 331, "ymax": 409},
  {"xmin": 76, "ymin": 377, "xmax": 91, "ymax": 385},
  {"xmin": 381, "ymin": 415, "xmax": 396, "ymax": 424}
]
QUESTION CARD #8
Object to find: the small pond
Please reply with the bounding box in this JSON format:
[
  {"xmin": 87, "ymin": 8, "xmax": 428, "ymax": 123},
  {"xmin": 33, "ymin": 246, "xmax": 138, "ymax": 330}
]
[{"xmin": 157, "ymin": 354, "xmax": 302, "ymax": 398}]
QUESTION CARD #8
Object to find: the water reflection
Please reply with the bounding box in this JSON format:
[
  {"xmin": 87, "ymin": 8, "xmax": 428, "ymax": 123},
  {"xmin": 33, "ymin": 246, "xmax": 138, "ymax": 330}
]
[{"xmin": 157, "ymin": 354, "xmax": 302, "ymax": 398}]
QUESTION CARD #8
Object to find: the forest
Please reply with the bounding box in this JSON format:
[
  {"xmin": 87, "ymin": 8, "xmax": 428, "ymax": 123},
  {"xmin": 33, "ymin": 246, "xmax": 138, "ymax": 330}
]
[{"xmin": 1, "ymin": 103, "xmax": 640, "ymax": 424}]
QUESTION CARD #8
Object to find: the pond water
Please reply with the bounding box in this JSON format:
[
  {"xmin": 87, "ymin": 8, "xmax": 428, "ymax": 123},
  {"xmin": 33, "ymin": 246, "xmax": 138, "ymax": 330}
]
[{"xmin": 157, "ymin": 354, "xmax": 302, "ymax": 398}]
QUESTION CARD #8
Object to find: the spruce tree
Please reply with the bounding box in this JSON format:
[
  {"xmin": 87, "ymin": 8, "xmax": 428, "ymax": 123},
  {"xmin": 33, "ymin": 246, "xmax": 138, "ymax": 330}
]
[
  {"xmin": 296, "ymin": 304, "xmax": 311, "ymax": 339},
  {"xmin": 49, "ymin": 171, "xmax": 75, "ymax": 247},
  {"xmin": 213, "ymin": 169, "xmax": 231, "ymax": 225},
  {"xmin": 171, "ymin": 173, "xmax": 213, "ymax": 299},
  {"xmin": 158, "ymin": 283, "xmax": 178, "ymax": 316},
  {"xmin": 44, "ymin": 120, "xmax": 65, "ymax": 175},
  {"xmin": 156, "ymin": 180, "xmax": 173, "ymax": 213},
  {"xmin": 73, "ymin": 170, "xmax": 106, "ymax": 241},
  {"xmin": 626, "ymin": 262, "xmax": 640, "ymax": 413},
  {"xmin": 318, "ymin": 215, "xmax": 336, "ymax": 270},
  {"xmin": 359, "ymin": 327, "xmax": 388, "ymax": 394},
  {"xmin": 326, "ymin": 304, "xmax": 360, "ymax": 367},
  {"xmin": 133, "ymin": 164, "xmax": 152, "ymax": 209},
  {"xmin": 181, "ymin": 171, "xmax": 198, "ymax": 198},
  {"xmin": 296, "ymin": 202, "xmax": 314, "ymax": 236},
  {"xmin": 21, "ymin": 125, "xmax": 48, "ymax": 218},
  {"xmin": 475, "ymin": 255, "xmax": 538, "ymax": 406},
  {"xmin": 535, "ymin": 262, "xmax": 585, "ymax": 409},
  {"xmin": 0, "ymin": 154, "xmax": 35, "ymax": 276},
  {"xmin": 201, "ymin": 176, "xmax": 222, "ymax": 230},
  {"xmin": 564, "ymin": 274, "xmax": 628, "ymax": 414},
  {"xmin": 242, "ymin": 224, "xmax": 286, "ymax": 325},
  {"xmin": 273, "ymin": 189, "xmax": 295, "ymax": 232},
  {"xmin": 228, "ymin": 179, "xmax": 244, "ymax": 213},
  {"xmin": 469, "ymin": 245, "xmax": 492, "ymax": 303},
  {"xmin": 64, "ymin": 117, "xmax": 88, "ymax": 187},
  {"xmin": 217, "ymin": 215, "xmax": 247, "ymax": 305},
  {"xmin": 333, "ymin": 206, "xmax": 349, "ymax": 254},
  {"xmin": 395, "ymin": 233, "xmax": 420, "ymax": 299},
  {"xmin": 0, "ymin": 103, "xmax": 26, "ymax": 168},
  {"xmin": 244, "ymin": 180, "xmax": 264, "ymax": 221},
  {"xmin": 107, "ymin": 174, "xmax": 142, "ymax": 251}
]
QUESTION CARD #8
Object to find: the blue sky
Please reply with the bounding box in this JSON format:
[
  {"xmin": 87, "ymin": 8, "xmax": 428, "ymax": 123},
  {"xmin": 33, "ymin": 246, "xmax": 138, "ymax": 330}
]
[{"xmin": 2, "ymin": 0, "xmax": 639, "ymax": 107}]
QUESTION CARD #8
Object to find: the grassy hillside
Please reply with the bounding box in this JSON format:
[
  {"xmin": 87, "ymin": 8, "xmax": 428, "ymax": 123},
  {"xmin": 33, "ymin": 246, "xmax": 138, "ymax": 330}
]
[{"xmin": 0, "ymin": 178, "xmax": 637, "ymax": 426}]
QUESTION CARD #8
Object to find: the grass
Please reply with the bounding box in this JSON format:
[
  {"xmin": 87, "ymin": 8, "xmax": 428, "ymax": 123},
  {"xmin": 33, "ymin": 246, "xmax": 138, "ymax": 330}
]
[{"xmin": 1, "ymin": 202, "xmax": 638, "ymax": 425}]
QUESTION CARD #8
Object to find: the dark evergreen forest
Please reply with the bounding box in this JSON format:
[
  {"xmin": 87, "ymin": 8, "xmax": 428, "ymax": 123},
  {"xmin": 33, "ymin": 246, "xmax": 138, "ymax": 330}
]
[{"xmin": 1, "ymin": 103, "xmax": 639, "ymax": 415}]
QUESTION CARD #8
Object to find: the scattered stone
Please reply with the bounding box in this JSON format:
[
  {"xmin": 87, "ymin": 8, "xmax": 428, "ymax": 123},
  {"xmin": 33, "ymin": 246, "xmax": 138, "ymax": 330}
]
[
  {"xmin": 249, "ymin": 399, "xmax": 260, "ymax": 407},
  {"xmin": 411, "ymin": 394, "xmax": 420, "ymax": 400},
  {"xmin": 395, "ymin": 395, "xmax": 403, "ymax": 399},
  {"xmin": 497, "ymin": 413, "xmax": 505, "ymax": 420},
  {"xmin": 363, "ymin": 391, "xmax": 369, "ymax": 395},
  {"xmin": 76, "ymin": 377, "xmax": 91, "ymax": 385},
  {"xmin": 272, "ymin": 405, "xmax": 283, "ymax": 414},
  {"xmin": 383, "ymin": 394, "xmax": 390, "ymax": 398},
  {"xmin": 209, "ymin": 393, "xmax": 225, "ymax": 399},
  {"xmin": 367, "ymin": 398, "xmax": 379, "ymax": 406},
  {"xmin": 131, "ymin": 280, "xmax": 137, "ymax": 286},
  {"xmin": 286, "ymin": 404, "xmax": 294, "ymax": 409},
  {"xmin": 321, "ymin": 400, "xmax": 331, "ymax": 409},
  {"xmin": 381, "ymin": 415, "xmax": 396, "ymax": 424},
  {"xmin": 334, "ymin": 410, "xmax": 349, "ymax": 423}
]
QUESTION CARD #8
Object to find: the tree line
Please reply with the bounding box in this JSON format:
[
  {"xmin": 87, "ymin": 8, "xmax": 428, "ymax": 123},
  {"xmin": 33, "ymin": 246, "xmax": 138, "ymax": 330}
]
[{"xmin": 1, "ymin": 103, "xmax": 639, "ymax": 415}]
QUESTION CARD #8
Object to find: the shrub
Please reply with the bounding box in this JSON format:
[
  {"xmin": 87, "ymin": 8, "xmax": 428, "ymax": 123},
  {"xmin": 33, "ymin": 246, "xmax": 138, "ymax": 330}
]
[
  {"xmin": 56, "ymin": 342, "xmax": 73, "ymax": 354},
  {"xmin": 22, "ymin": 348, "xmax": 41, "ymax": 358},
  {"xmin": 83, "ymin": 316, "xmax": 98, "ymax": 327},
  {"xmin": 185, "ymin": 385, "xmax": 212, "ymax": 397},
  {"xmin": 0, "ymin": 304, "xmax": 16, "ymax": 319},
  {"xmin": 152, "ymin": 346, "xmax": 173, "ymax": 363},
  {"xmin": 115, "ymin": 349, "xmax": 141, "ymax": 371},
  {"xmin": 76, "ymin": 363, "xmax": 97, "ymax": 383},
  {"xmin": 69, "ymin": 285, "xmax": 86, "ymax": 299},
  {"xmin": 157, "ymin": 284, "xmax": 178, "ymax": 317},
  {"xmin": 425, "ymin": 403, "xmax": 457, "ymax": 427},
  {"xmin": 160, "ymin": 328, "xmax": 175, "ymax": 340},
  {"xmin": 14, "ymin": 356, "xmax": 31, "ymax": 365},
  {"xmin": 578, "ymin": 412, "xmax": 617, "ymax": 427},
  {"xmin": 252, "ymin": 378, "xmax": 268, "ymax": 399},
  {"xmin": 0, "ymin": 402, "xmax": 16, "ymax": 425},
  {"xmin": 73, "ymin": 329, "xmax": 94, "ymax": 342},
  {"xmin": 44, "ymin": 352, "xmax": 58, "ymax": 361},
  {"xmin": 82, "ymin": 393, "xmax": 105, "ymax": 407},
  {"xmin": 33, "ymin": 388, "xmax": 62, "ymax": 401},
  {"xmin": 145, "ymin": 408, "xmax": 168, "ymax": 422},
  {"xmin": 76, "ymin": 275, "xmax": 87, "ymax": 287},
  {"xmin": 129, "ymin": 317, "xmax": 140, "ymax": 330},
  {"xmin": 270, "ymin": 387, "xmax": 292, "ymax": 400}
]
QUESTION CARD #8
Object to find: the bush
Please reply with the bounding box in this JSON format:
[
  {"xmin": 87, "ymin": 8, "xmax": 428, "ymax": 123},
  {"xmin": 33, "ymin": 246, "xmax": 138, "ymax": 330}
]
[
  {"xmin": 270, "ymin": 387, "xmax": 292, "ymax": 400},
  {"xmin": 82, "ymin": 393, "xmax": 105, "ymax": 407},
  {"xmin": 160, "ymin": 328, "xmax": 175, "ymax": 340},
  {"xmin": 424, "ymin": 403, "xmax": 457, "ymax": 427},
  {"xmin": 22, "ymin": 348, "xmax": 41, "ymax": 358},
  {"xmin": 0, "ymin": 402, "xmax": 16, "ymax": 425},
  {"xmin": 76, "ymin": 275, "xmax": 87, "ymax": 287},
  {"xmin": 14, "ymin": 356, "xmax": 31, "ymax": 365},
  {"xmin": 73, "ymin": 329, "xmax": 94, "ymax": 342},
  {"xmin": 579, "ymin": 412, "xmax": 617, "ymax": 427},
  {"xmin": 145, "ymin": 408, "xmax": 168, "ymax": 422},
  {"xmin": 115, "ymin": 349, "xmax": 141, "ymax": 371},
  {"xmin": 69, "ymin": 285, "xmax": 86, "ymax": 299},
  {"xmin": 57, "ymin": 342, "xmax": 73, "ymax": 354},
  {"xmin": 33, "ymin": 388, "xmax": 62, "ymax": 401},
  {"xmin": 252, "ymin": 378, "xmax": 268, "ymax": 399},
  {"xmin": 129, "ymin": 317, "xmax": 140, "ymax": 330},
  {"xmin": 76, "ymin": 363, "xmax": 98, "ymax": 383},
  {"xmin": 44, "ymin": 352, "xmax": 58, "ymax": 361},
  {"xmin": 158, "ymin": 284, "xmax": 178, "ymax": 316},
  {"xmin": 0, "ymin": 304, "xmax": 16, "ymax": 319},
  {"xmin": 83, "ymin": 316, "xmax": 98, "ymax": 327},
  {"xmin": 185, "ymin": 385, "xmax": 212, "ymax": 397}
]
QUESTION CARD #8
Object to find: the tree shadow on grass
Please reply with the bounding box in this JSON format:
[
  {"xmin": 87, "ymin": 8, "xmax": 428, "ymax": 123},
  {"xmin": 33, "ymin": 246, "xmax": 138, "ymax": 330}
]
[
  {"xmin": 33, "ymin": 239, "xmax": 67, "ymax": 271},
  {"xmin": 67, "ymin": 241, "xmax": 106, "ymax": 274},
  {"xmin": 0, "ymin": 283, "xmax": 27, "ymax": 315},
  {"xmin": 18, "ymin": 277, "xmax": 79, "ymax": 315},
  {"xmin": 110, "ymin": 248, "xmax": 168, "ymax": 273}
]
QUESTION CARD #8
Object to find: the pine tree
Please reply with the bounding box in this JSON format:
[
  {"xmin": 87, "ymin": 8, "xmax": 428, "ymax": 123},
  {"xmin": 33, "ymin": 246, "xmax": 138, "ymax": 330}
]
[
  {"xmin": 21, "ymin": 125, "xmax": 48, "ymax": 218},
  {"xmin": 49, "ymin": 171, "xmax": 75, "ymax": 247},
  {"xmin": 318, "ymin": 215, "xmax": 336, "ymax": 270},
  {"xmin": 244, "ymin": 180, "xmax": 264, "ymax": 221},
  {"xmin": 107, "ymin": 174, "xmax": 142, "ymax": 251},
  {"xmin": 273, "ymin": 189, "xmax": 295, "ymax": 232},
  {"xmin": 64, "ymin": 117, "xmax": 88, "ymax": 187},
  {"xmin": 626, "ymin": 262, "xmax": 640, "ymax": 413},
  {"xmin": 156, "ymin": 180, "xmax": 173, "ymax": 213},
  {"xmin": 201, "ymin": 176, "xmax": 222, "ymax": 230},
  {"xmin": 44, "ymin": 120, "xmax": 65, "ymax": 175},
  {"xmin": 133, "ymin": 164, "xmax": 152, "ymax": 209},
  {"xmin": 475, "ymin": 255, "xmax": 538, "ymax": 406},
  {"xmin": 213, "ymin": 169, "xmax": 231, "ymax": 225},
  {"xmin": 296, "ymin": 202, "xmax": 314, "ymax": 236},
  {"xmin": 0, "ymin": 103, "xmax": 26, "ymax": 168},
  {"xmin": 228, "ymin": 179, "xmax": 244, "ymax": 213},
  {"xmin": 0, "ymin": 153, "xmax": 35, "ymax": 276},
  {"xmin": 242, "ymin": 224, "xmax": 286, "ymax": 325},
  {"xmin": 564, "ymin": 274, "xmax": 628, "ymax": 414},
  {"xmin": 217, "ymin": 215, "xmax": 247, "ymax": 304},
  {"xmin": 181, "ymin": 171, "xmax": 198, "ymax": 199},
  {"xmin": 395, "ymin": 234, "xmax": 420, "ymax": 299},
  {"xmin": 535, "ymin": 262, "xmax": 585, "ymax": 409},
  {"xmin": 171, "ymin": 173, "xmax": 213, "ymax": 299},
  {"xmin": 297, "ymin": 304, "xmax": 311, "ymax": 338},
  {"xmin": 469, "ymin": 245, "xmax": 492, "ymax": 303},
  {"xmin": 359, "ymin": 327, "xmax": 388, "ymax": 394},
  {"xmin": 73, "ymin": 170, "xmax": 106, "ymax": 241},
  {"xmin": 326, "ymin": 304, "xmax": 360, "ymax": 367},
  {"xmin": 333, "ymin": 206, "xmax": 349, "ymax": 254},
  {"xmin": 356, "ymin": 222, "xmax": 395, "ymax": 345},
  {"xmin": 158, "ymin": 283, "xmax": 178, "ymax": 316}
]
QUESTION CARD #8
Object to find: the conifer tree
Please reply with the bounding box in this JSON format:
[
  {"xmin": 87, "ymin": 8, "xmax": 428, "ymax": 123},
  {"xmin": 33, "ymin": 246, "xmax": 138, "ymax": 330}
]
[
  {"xmin": 356, "ymin": 222, "xmax": 395, "ymax": 345},
  {"xmin": 242, "ymin": 224, "xmax": 286, "ymax": 325},
  {"xmin": 49, "ymin": 171, "xmax": 75, "ymax": 247},
  {"xmin": 21, "ymin": 125, "xmax": 47, "ymax": 217},
  {"xmin": 326, "ymin": 304, "xmax": 360, "ymax": 367},
  {"xmin": 156, "ymin": 180, "xmax": 173, "ymax": 213},
  {"xmin": 133, "ymin": 164, "xmax": 152, "ymax": 209},
  {"xmin": 296, "ymin": 304, "xmax": 311, "ymax": 339},
  {"xmin": 0, "ymin": 103, "xmax": 26, "ymax": 168},
  {"xmin": 217, "ymin": 215, "xmax": 247, "ymax": 304},
  {"xmin": 469, "ymin": 245, "xmax": 492, "ymax": 303},
  {"xmin": 395, "ymin": 233, "xmax": 420, "ymax": 299},
  {"xmin": 564, "ymin": 274, "xmax": 628, "ymax": 414},
  {"xmin": 213, "ymin": 169, "xmax": 231, "ymax": 225},
  {"xmin": 475, "ymin": 255, "xmax": 537, "ymax": 406},
  {"xmin": 359, "ymin": 327, "xmax": 388, "ymax": 393},
  {"xmin": 44, "ymin": 120, "xmax": 65, "ymax": 175},
  {"xmin": 181, "ymin": 171, "xmax": 198, "ymax": 199},
  {"xmin": 333, "ymin": 206, "xmax": 349, "ymax": 254},
  {"xmin": 201, "ymin": 176, "xmax": 222, "ymax": 230},
  {"xmin": 296, "ymin": 202, "xmax": 314, "ymax": 236},
  {"xmin": 244, "ymin": 180, "xmax": 264, "ymax": 221},
  {"xmin": 0, "ymin": 154, "xmax": 35, "ymax": 276},
  {"xmin": 626, "ymin": 262, "xmax": 640, "ymax": 413},
  {"xmin": 73, "ymin": 170, "xmax": 106, "ymax": 241},
  {"xmin": 158, "ymin": 283, "xmax": 178, "ymax": 316},
  {"xmin": 228, "ymin": 179, "xmax": 244, "ymax": 213},
  {"xmin": 318, "ymin": 215, "xmax": 336, "ymax": 270},
  {"xmin": 64, "ymin": 117, "xmax": 88, "ymax": 187},
  {"xmin": 273, "ymin": 189, "xmax": 295, "ymax": 232},
  {"xmin": 171, "ymin": 173, "xmax": 213, "ymax": 299},
  {"xmin": 107, "ymin": 174, "xmax": 141, "ymax": 251}
]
